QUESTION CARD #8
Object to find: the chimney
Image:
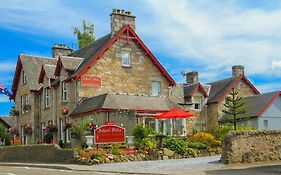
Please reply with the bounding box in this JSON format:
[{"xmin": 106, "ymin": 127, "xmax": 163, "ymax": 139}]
[
  {"xmin": 232, "ymin": 65, "xmax": 244, "ymax": 77},
  {"xmin": 52, "ymin": 44, "xmax": 73, "ymax": 58},
  {"xmin": 184, "ymin": 71, "xmax": 199, "ymax": 85},
  {"xmin": 110, "ymin": 8, "xmax": 136, "ymax": 35}
]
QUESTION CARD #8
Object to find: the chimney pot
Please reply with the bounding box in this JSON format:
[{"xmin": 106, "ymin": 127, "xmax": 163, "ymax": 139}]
[
  {"xmin": 110, "ymin": 8, "xmax": 136, "ymax": 36},
  {"xmin": 184, "ymin": 71, "xmax": 199, "ymax": 85},
  {"xmin": 232, "ymin": 65, "xmax": 244, "ymax": 77},
  {"xmin": 52, "ymin": 44, "xmax": 73, "ymax": 58}
]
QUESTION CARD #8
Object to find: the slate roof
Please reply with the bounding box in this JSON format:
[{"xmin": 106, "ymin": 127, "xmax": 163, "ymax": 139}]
[
  {"xmin": 184, "ymin": 84, "xmax": 199, "ymax": 97},
  {"xmin": 207, "ymin": 77, "xmax": 238, "ymax": 104},
  {"xmin": 68, "ymin": 34, "xmax": 112, "ymax": 78},
  {"xmin": 219, "ymin": 91, "xmax": 280, "ymax": 121},
  {"xmin": 60, "ymin": 56, "xmax": 84, "ymax": 71},
  {"xmin": 43, "ymin": 64, "xmax": 56, "ymax": 79},
  {"xmin": 0, "ymin": 117, "xmax": 11, "ymax": 128},
  {"xmin": 20, "ymin": 54, "xmax": 57, "ymax": 91},
  {"xmin": 70, "ymin": 93, "xmax": 183, "ymax": 117}
]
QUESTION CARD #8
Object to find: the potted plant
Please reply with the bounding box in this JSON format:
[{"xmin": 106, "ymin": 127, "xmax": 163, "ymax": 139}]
[
  {"xmin": 61, "ymin": 106, "xmax": 69, "ymax": 115},
  {"xmin": 11, "ymin": 127, "xmax": 19, "ymax": 136},
  {"xmin": 45, "ymin": 124, "xmax": 58, "ymax": 134}
]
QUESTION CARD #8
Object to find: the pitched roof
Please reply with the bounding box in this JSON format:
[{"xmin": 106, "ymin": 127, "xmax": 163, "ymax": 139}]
[
  {"xmin": 70, "ymin": 93, "xmax": 183, "ymax": 117},
  {"xmin": 67, "ymin": 25, "xmax": 175, "ymax": 86},
  {"xmin": 207, "ymin": 76, "xmax": 260, "ymax": 104},
  {"xmin": 219, "ymin": 91, "xmax": 281, "ymax": 121},
  {"xmin": 0, "ymin": 116, "xmax": 16, "ymax": 128},
  {"xmin": 11, "ymin": 54, "xmax": 57, "ymax": 98},
  {"xmin": 60, "ymin": 56, "xmax": 84, "ymax": 71},
  {"xmin": 169, "ymin": 84, "xmax": 185, "ymax": 104},
  {"xmin": 184, "ymin": 83, "xmax": 208, "ymax": 97},
  {"xmin": 0, "ymin": 117, "xmax": 11, "ymax": 128},
  {"xmin": 38, "ymin": 64, "xmax": 56, "ymax": 83}
]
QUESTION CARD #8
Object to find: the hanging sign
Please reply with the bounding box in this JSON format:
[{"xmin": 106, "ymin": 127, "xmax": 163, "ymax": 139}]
[
  {"xmin": 94, "ymin": 121, "xmax": 125, "ymax": 144},
  {"xmin": 81, "ymin": 75, "xmax": 101, "ymax": 87}
]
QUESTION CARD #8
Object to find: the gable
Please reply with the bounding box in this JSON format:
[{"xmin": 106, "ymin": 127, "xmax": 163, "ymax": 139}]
[
  {"xmin": 260, "ymin": 92, "xmax": 281, "ymax": 117},
  {"xmin": 208, "ymin": 76, "xmax": 260, "ymax": 104},
  {"xmin": 67, "ymin": 25, "xmax": 175, "ymax": 86}
]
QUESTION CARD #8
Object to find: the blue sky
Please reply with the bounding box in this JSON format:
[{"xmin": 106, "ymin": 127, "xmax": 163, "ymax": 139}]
[{"xmin": 1, "ymin": 0, "xmax": 281, "ymax": 115}]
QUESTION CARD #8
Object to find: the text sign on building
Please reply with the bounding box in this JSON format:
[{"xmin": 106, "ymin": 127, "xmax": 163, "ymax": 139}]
[
  {"xmin": 94, "ymin": 122, "xmax": 125, "ymax": 144},
  {"xmin": 81, "ymin": 75, "xmax": 101, "ymax": 87}
]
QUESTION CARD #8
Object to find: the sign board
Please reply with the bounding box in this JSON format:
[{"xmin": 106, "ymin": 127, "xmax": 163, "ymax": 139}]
[
  {"xmin": 81, "ymin": 75, "xmax": 101, "ymax": 87},
  {"xmin": 94, "ymin": 121, "xmax": 125, "ymax": 144}
]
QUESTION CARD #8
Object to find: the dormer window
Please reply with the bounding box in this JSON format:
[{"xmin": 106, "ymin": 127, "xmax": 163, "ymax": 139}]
[
  {"xmin": 194, "ymin": 96, "xmax": 202, "ymax": 110},
  {"xmin": 122, "ymin": 50, "xmax": 131, "ymax": 67},
  {"xmin": 22, "ymin": 71, "xmax": 27, "ymax": 84}
]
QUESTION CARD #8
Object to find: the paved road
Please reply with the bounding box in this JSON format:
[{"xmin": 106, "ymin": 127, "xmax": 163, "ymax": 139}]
[{"xmin": 2, "ymin": 156, "xmax": 281, "ymax": 175}]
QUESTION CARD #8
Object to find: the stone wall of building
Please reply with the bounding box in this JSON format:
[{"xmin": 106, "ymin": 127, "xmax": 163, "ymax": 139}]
[
  {"xmin": 78, "ymin": 39, "xmax": 170, "ymax": 98},
  {"xmin": 221, "ymin": 130, "xmax": 281, "ymax": 164},
  {"xmin": 0, "ymin": 144, "xmax": 74, "ymax": 163}
]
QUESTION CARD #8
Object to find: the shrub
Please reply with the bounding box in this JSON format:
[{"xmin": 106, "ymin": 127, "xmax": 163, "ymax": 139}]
[
  {"xmin": 211, "ymin": 140, "xmax": 222, "ymax": 147},
  {"xmin": 187, "ymin": 142, "xmax": 207, "ymax": 149},
  {"xmin": 91, "ymin": 153, "xmax": 104, "ymax": 160},
  {"xmin": 193, "ymin": 132, "xmax": 215, "ymax": 146},
  {"xmin": 43, "ymin": 133, "xmax": 53, "ymax": 143},
  {"xmin": 70, "ymin": 125, "xmax": 82, "ymax": 139},
  {"xmin": 111, "ymin": 149, "xmax": 124, "ymax": 155},
  {"xmin": 214, "ymin": 125, "xmax": 256, "ymax": 141},
  {"xmin": 186, "ymin": 147, "xmax": 197, "ymax": 157},
  {"xmin": 164, "ymin": 137, "xmax": 187, "ymax": 155},
  {"xmin": 132, "ymin": 125, "xmax": 156, "ymax": 149}
]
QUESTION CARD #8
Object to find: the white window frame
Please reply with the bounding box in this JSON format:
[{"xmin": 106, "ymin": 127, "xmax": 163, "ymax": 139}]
[
  {"xmin": 22, "ymin": 71, "xmax": 27, "ymax": 84},
  {"xmin": 122, "ymin": 50, "xmax": 131, "ymax": 67},
  {"xmin": 62, "ymin": 82, "xmax": 67, "ymax": 102},
  {"xmin": 45, "ymin": 88, "xmax": 50, "ymax": 108},
  {"xmin": 194, "ymin": 96, "xmax": 202, "ymax": 110},
  {"xmin": 151, "ymin": 81, "xmax": 161, "ymax": 96},
  {"xmin": 20, "ymin": 95, "xmax": 24, "ymax": 114}
]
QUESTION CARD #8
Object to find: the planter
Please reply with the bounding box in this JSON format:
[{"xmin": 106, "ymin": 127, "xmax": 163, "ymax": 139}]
[
  {"xmin": 71, "ymin": 138, "xmax": 82, "ymax": 148},
  {"xmin": 85, "ymin": 135, "xmax": 94, "ymax": 149},
  {"xmin": 126, "ymin": 136, "xmax": 134, "ymax": 148}
]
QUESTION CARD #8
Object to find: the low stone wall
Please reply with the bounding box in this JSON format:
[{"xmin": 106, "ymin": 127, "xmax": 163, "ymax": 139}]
[
  {"xmin": 0, "ymin": 144, "xmax": 75, "ymax": 163},
  {"xmin": 221, "ymin": 130, "xmax": 281, "ymax": 164}
]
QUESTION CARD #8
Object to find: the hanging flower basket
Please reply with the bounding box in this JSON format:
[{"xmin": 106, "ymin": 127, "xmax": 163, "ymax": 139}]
[
  {"xmin": 11, "ymin": 127, "xmax": 19, "ymax": 136},
  {"xmin": 24, "ymin": 125, "xmax": 32, "ymax": 135},
  {"xmin": 63, "ymin": 123, "xmax": 72, "ymax": 132},
  {"xmin": 11, "ymin": 109, "xmax": 19, "ymax": 116},
  {"xmin": 45, "ymin": 124, "xmax": 58, "ymax": 134},
  {"xmin": 61, "ymin": 106, "xmax": 69, "ymax": 115}
]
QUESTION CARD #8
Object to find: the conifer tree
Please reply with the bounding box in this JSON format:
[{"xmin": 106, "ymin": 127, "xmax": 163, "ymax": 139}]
[
  {"xmin": 73, "ymin": 20, "xmax": 95, "ymax": 48},
  {"xmin": 222, "ymin": 88, "xmax": 246, "ymax": 130}
]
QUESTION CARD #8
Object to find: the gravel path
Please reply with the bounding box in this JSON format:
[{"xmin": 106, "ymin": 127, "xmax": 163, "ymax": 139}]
[{"xmin": 91, "ymin": 156, "xmax": 224, "ymax": 174}]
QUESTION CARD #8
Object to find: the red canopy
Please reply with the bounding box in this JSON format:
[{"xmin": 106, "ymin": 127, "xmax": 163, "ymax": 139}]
[{"xmin": 155, "ymin": 109, "xmax": 196, "ymax": 119}]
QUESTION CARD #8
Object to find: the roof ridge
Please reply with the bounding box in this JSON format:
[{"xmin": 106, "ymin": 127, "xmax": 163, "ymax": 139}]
[
  {"xmin": 20, "ymin": 53, "xmax": 55, "ymax": 60},
  {"xmin": 207, "ymin": 76, "xmax": 236, "ymax": 84}
]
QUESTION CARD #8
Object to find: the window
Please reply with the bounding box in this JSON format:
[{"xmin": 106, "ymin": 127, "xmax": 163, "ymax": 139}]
[
  {"xmin": 22, "ymin": 71, "xmax": 27, "ymax": 84},
  {"xmin": 20, "ymin": 95, "xmax": 24, "ymax": 114},
  {"xmin": 45, "ymin": 88, "xmax": 49, "ymax": 108},
  {"xmin": 62, "ymin": 82, "xmax": 67, "ymax": 102},
  {"xmin": 263, "ymin": 120, "xmax": 269, "ymax": 129},
  {"xmin": 225, "ymin": 96, "xmax": 230, "ymax": 106},
  {"xmin": 151, "ymin": 81, "xmax": 161, "ymax": 96},
  {"xmin": 194, "ymin": 96, "xmax": 202, "ymax": 110},
  {"xmin": 122, "ymin": 50, "xmax": 131, "ymax": 67}
]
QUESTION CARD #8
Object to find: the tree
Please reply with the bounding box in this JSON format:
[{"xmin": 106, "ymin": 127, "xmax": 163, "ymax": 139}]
[
  {"xmin": 222, "ymin": 88, "xmax": 246, "ymax": 130},
  {"xmin": 73, "ymin": 20, "xmax": 95, "ymax": 48}
]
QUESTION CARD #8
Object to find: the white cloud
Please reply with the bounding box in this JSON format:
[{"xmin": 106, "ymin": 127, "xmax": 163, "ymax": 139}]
[
  {"xmin": 0, "ymin": 62, "xmax": 16, "ymax": 72},
  {"xmin": 0, "ymin": 96, "xmax": 10, "ymax": 103},
  {"xmin": 272, "ymin": 60, "xmax": 281, "ymax": 69},
  {"xmin": 139, "ymin": 0, "xmax": 281, "ymax": 78}
]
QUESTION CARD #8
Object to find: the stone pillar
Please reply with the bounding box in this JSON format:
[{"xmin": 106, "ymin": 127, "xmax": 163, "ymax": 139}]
[
  {"xmin": 184, "ymin": 71, "xmax": 199, "ymax": 85},
  {"xmin": 110, "ymin": 8, "xmax": 136, "ymax": 35},
  {"xmin": 232, "ymin": 65, "xmax": 244, "ymax": 77},
  {"xmin": 52, "ymin": 44, "xmax": 73, "ymax": 58}
]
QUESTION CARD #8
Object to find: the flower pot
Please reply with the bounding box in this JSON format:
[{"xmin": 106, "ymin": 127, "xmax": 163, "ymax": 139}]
[{"xmin": 85, "ymin": 135, "xmax": 94, "ymax": 149}]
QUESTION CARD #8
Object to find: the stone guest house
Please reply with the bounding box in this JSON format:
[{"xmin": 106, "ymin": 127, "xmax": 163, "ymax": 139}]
[{"xmin": 11, "ymin": 9, "xmax": 186, "ymax": 144}]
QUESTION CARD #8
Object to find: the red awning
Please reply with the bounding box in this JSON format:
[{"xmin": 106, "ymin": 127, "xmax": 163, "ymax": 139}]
[{"xmin": 154, "ymin": 109, "xmax": 196, "ymax": 119}]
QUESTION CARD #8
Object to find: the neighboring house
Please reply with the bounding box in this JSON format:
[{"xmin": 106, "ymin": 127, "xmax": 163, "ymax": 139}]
[
  {"xmin": 170, "ymin": 66, "xmax": 261, "ymax": 132},
  {"xmin": 11, "ymin": 9, "xmax": 182, "ymax": 144},
  {"xmin": 220, "ymin": 91, "xmax": 281, "ymax": 130}
]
